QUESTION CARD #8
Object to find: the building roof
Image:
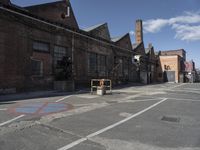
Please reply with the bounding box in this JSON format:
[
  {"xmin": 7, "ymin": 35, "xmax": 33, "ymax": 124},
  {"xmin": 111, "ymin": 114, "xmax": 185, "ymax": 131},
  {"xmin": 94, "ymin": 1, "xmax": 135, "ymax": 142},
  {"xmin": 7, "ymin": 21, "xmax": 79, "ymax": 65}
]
[
  {"xmin": 0, "ymin": 1, "xmax": 134, "ymax": 54},
  {"xmin": 155, "ymin": 51, "xmax": 160, "ymax": 56},
  {"xmin": 111, "ymin": 34, "xmax": 127, "ymax": 42},
  {"xmin": 83, "ymin": 23, "xmax": 106, "ymax": 32},
  {"xmin": 160, "ymin": 49, "xmax": 186, "ymax": 54},
  {"xmin": 25, "ymin": 0, "xmax": 63, "ymax": 8},
  {"xmin": 145, "ymin": 48, "xmax": 150, "ymax": 54},
  {"xmin": 132, "ymin": 43, "xmax": 140, "ymax": 49}
]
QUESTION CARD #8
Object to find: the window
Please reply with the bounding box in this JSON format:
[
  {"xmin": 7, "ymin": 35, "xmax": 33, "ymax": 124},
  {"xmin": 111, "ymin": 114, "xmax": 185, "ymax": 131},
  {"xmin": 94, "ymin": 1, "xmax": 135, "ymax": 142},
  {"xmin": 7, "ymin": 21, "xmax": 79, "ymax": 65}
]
[
  {"xmin": 31, "ymin": 59, "xmax": 43, "ymax": 76},
  {"xmin": 54, "ymin": 45, "xmax": 68, "ymax": 67},
  {"xmin": 159, "ymin": 73, "xmax": 162, "ymax": 78},
  {"xmin": 88, "ymin": 52, "xmax": 97, "ymax": 74},
  {"xmin": 98, "ymin": 55, "xmax": 107, "ymax": 76},
  {"xmin": 123, "ymin": 58, "xmax": 129, "ymax": 76},
  {"xmin": 118, "ymin": 58, "xmax": 123, "ymax": 77},
  {"xmin": 33, "ymin": 41, "xmax": 50, "ymax": 52}
]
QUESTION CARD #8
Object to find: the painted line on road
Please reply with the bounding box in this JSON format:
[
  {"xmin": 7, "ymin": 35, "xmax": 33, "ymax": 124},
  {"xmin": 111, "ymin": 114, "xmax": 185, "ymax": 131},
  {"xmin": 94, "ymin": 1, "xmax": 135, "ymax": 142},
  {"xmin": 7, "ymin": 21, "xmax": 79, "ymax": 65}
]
[
  {"xmin": 167, "ymin": 89, "xmax": 200, "ymax": 94},
  {"xmin": 56, "ymin": 96, "xmax": 72, "ymax": 102},
  {"xmin": 57, "ymin": 98, "xmax": 168, "ymax": 150},
  {"xmin": 149, "ymin": 96, "xmax": 200, "ymax": 102},
  {"xmin": 170, "ymin": 83, "xmax": 184, "ymax": 89},
  {"xmin": 0, "ymin": 108, "xmax": 7, "ymax": 111},
  {"xmin": 131, "ymin": 98, "xmax": 163, "ymax": 102},
  {"xmin": 169, "ymin": 98, "xmax": 200, "ymax": 102},
  {"xmin": 0, "ymin": 115, "xmax": 25, "ymax": 127}
]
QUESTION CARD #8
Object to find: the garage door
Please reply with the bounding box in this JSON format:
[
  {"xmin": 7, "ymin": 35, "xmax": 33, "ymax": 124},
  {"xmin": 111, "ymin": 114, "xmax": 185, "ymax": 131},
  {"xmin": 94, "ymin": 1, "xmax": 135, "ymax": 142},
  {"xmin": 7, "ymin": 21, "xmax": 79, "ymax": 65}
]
[{"xmin": 164, "ymin": 71, "xmax": 175, "ymax": 82}]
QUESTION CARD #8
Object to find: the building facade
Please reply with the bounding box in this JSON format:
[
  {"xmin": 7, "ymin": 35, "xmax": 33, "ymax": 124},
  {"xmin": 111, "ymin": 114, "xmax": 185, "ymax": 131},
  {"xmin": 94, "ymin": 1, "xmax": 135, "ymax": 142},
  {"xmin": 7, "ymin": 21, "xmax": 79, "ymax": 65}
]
[
  {"xmin": 0, "ymin": 0, "xmax": 140, "ymax": 93},
  {"xmin": 157, "ymin": 49, "xmax": 186, "ymax": 83},
  {"xmin": 0, "ymin": 0, "xmax": 193, "ymax": 93}
]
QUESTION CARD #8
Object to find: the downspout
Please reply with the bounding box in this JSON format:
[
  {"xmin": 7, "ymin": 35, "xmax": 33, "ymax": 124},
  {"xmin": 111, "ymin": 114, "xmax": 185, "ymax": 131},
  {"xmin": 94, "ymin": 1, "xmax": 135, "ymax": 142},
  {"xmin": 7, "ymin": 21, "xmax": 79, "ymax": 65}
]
[{"xmin": 71, "ymin": 33, "xmax": 75, "ymax": 90}]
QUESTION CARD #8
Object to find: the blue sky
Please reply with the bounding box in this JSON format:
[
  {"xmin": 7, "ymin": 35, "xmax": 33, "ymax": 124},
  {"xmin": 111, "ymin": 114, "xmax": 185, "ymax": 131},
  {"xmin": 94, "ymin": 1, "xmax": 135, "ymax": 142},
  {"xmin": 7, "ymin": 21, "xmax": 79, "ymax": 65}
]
[{"xmin": 11, "ymin": 0, "xmax": 200, "ymax": 68}]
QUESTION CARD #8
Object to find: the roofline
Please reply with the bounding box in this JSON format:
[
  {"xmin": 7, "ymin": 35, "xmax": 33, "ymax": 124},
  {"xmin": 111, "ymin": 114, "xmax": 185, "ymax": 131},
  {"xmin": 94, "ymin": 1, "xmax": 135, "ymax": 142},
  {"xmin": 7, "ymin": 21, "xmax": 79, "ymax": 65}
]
[
  {"xmin": 83, "ymin": 22, "xmax": 107, "ymax": 32},
  {"xmin": 159, "ymin": 49, "xmax": 186, "ymax": 53},
  {"xmin": 0, "ymin": 4, "xmax": 137, "ymax": 54},
  {"xmin": 132, "ymin": 42, "xmax": 143, "ymax": 50},
  {"xmin": 111, "ymin": 33, "xmax": 130, "ymax": 42},
  {"xmin": 159, "ymin": 55, "xmax": 180, "ymax": 58},
  {"xmin": 24, "ymin": 0, "xmax": 64, "ymax": 8}
]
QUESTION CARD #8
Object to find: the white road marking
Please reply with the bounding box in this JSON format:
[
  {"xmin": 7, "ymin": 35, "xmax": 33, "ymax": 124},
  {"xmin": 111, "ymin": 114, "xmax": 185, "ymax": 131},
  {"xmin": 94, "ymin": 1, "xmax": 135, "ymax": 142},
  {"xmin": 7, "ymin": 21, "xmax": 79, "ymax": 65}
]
[
  {"xmin": 57, "ymin": 98, "xmax": 168, "ymax": 150},
  {"xmin": 170, "ymin": 83, "xmax": 184, "ymax": 89},
  {"xmin": 169, "ymin": 98, "xmax": 200, "ymax": 102},
  {"xmin": 0, "ymin": 108, "xmax": 7, "ymax": 111},
  {"xmin": 56, "ymin": 96, "xmax": 72, "ymax": 102},
  {"xmin": 0, "ymin": 115, "xmax": 25, "ymax": 127},
  {"xmin": 131, "ymin": 99, "xmax": 162, "ymax": 102},
  {"xmin": 149, "ymin": 96, "xmax": 200, "ymax": 102},
  {"xmin": 167, "ymin": 89, "xmax": 200, "ymax": 94}
]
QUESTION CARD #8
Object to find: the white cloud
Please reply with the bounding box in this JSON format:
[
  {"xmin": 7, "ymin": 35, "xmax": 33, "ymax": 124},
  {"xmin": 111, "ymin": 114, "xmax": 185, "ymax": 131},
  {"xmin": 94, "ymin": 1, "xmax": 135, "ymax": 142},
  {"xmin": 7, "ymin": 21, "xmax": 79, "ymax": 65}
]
[
  {"xmin": 169, "ymin": 11, "xmax": 200, "ymax": 24},
  {"xmin": 172, "ymin": 24, "xmax": 200, "ymax": 41},
  {"xmin": 129, "ymin": 30, "xmax": 135, "ymax": 36},
  {"xmin": 143, "ymin": 11, "xmax": 200, "ymax": 41},
  {"xmin": 143, "ymin": 19, "xmax": 169, "ymax": 33}
]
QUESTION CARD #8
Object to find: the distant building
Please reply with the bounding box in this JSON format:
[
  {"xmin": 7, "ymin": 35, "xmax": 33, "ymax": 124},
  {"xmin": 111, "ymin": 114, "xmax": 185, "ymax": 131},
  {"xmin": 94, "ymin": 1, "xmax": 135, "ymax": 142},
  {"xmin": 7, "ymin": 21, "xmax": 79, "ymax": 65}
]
[
  {"xmin": 157, "ymin": 49, "xmax": 186, "ymax": 83},
  {"xmin": 132, "ymin": 20, "xmax": 157, "ymax": 84},
  {"xmin": 184, "ymin": 60, "xmax": 196, "ymax": 83}
]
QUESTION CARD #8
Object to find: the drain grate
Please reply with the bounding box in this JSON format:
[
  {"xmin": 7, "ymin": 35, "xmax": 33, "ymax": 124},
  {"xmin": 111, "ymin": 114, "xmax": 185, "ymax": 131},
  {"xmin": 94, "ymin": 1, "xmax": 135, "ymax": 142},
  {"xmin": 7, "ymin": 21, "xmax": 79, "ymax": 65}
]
[{"xmin": 161, "ymin": 116, "xmax": 180, "ymax": 123}]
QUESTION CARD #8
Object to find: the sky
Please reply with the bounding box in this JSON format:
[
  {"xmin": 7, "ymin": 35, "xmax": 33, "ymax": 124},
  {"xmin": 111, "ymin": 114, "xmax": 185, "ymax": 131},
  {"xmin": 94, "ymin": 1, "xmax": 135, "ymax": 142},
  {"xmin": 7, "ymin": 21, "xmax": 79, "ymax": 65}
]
[{"xmin": 11, "ymin": 0, "xmax": 200, "ymax": 68}]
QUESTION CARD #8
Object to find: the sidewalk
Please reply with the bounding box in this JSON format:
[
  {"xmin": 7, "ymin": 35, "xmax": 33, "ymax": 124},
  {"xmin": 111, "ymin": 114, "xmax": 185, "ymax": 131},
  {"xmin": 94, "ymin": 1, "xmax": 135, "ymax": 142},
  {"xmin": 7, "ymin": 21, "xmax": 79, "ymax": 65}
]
[
  {"xmin": 0, "ymin": 83, "xmax": 146, "ymax": 102},
  {"xmin": 0, "ymin": 90, "xmax": 76, "ymax": 102}
]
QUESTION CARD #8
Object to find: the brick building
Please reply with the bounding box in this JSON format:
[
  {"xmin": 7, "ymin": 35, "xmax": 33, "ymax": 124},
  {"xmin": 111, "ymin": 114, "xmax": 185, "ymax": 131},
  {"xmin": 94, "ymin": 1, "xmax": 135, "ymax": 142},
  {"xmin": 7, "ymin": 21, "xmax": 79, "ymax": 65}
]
[
  {"xmin": 156, "ymin": 49, "xmax": 186, "ymax": 83},
  {"xmin": 0, "ymin": 0, "xmax": 140, "ymax": 93},
  {"xmin": 132, "ymin": 20, "xmax": 157, "ymax": 84},
  {"xmin": 184, "ymin": 60, "xmax": 196, "ymax": 83},
  {"xmin": 145, "ymin": 43, "xmax": 157, "ymax": 83}
]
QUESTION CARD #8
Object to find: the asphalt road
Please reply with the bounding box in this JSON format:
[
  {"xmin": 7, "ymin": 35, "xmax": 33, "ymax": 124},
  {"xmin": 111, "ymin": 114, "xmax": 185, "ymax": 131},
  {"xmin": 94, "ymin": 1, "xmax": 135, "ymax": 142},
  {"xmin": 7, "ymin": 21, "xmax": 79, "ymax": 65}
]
[{"xmin": 0, "ymin": 83, "xmax": 200, "ymax": 150}]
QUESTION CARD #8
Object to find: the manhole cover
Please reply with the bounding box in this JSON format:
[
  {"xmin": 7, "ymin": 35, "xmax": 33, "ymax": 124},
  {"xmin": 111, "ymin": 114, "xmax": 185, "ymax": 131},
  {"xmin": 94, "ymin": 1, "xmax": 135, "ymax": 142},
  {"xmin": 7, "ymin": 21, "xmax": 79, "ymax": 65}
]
[
  {"xmin": 161, "ymin": 116, "xmax": 180, "ymax": 123},
  {"xmin": 8, "ymin": 102, "xmax": 73, "ymax": 116}
]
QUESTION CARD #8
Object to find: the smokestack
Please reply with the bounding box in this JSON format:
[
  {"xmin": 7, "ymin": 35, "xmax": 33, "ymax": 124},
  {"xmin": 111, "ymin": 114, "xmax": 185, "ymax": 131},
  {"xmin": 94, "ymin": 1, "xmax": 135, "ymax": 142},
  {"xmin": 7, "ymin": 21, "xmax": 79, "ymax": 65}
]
[{"xmin": 135, "ymin": 19, "xmax": 143, "ymax": 44}]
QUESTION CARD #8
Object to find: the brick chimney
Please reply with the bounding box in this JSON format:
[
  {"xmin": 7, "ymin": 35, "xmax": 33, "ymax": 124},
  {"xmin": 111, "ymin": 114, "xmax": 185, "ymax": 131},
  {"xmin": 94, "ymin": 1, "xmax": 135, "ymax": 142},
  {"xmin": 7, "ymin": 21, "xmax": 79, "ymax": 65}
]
[
  {"xmin": 1, "ymin": 0, "xmax": 11, "ymax": 5},
  {"xmin": 135, "ymin": 19, "xmax": 143, "ymax": 44}
]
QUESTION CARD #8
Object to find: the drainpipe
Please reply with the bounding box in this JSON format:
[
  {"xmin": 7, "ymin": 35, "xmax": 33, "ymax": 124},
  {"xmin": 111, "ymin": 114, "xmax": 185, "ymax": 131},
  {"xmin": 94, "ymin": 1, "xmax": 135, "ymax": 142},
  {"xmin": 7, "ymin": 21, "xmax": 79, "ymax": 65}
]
[{"xmin": 71, "ymin": 33, "xmax": 75, "ymax": 90}]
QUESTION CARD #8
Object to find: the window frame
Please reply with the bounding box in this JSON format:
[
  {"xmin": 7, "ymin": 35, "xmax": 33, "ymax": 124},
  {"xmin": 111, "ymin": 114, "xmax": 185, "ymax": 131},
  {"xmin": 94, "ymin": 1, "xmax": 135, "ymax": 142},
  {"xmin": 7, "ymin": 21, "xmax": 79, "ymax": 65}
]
[
  {"xmin": 30, "ymin": 58, "xmax": 43, "ymax": 77},
  {"xmin": 54, "ymin": 45, "xmax": 68, "ymax": 68},
  {"xmin": 88, "ymin": 52, "xmax": 98, "ymax": 75},
  {"xmin": 32, "ymin": 40, "xmax": 50, "ymax": 53}
]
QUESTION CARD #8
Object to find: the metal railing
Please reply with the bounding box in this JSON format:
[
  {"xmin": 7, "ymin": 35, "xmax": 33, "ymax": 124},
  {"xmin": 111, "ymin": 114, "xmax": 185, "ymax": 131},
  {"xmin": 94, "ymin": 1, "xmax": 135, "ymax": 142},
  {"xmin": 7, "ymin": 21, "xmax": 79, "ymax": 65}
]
[{"xmin": 91, "ymin": 79, "xmax": 112, "ymax": 94}]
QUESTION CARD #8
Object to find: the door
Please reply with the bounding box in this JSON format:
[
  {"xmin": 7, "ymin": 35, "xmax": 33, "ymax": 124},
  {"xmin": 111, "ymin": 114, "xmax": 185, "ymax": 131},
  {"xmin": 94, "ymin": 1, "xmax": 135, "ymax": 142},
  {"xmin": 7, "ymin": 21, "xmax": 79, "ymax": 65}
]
[{"xmin": 164, "ymin": 71, "xmax": 175, "ymax": 82}]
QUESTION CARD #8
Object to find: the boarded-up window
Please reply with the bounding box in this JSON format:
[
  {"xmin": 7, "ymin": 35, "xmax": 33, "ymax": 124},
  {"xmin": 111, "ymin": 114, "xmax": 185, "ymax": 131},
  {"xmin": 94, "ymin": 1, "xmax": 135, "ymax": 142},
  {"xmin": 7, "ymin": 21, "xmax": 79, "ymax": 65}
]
[
  {"xmin": 33, "ymin": 41, "xmax": 49, "ymax": 52},
  {"xmin": 31, "ymin": 59, "xmax": 43, "ymax": 76},
  {"xmin": 54, "ymin": 45, "xmax": 67, "ymax": 67}
]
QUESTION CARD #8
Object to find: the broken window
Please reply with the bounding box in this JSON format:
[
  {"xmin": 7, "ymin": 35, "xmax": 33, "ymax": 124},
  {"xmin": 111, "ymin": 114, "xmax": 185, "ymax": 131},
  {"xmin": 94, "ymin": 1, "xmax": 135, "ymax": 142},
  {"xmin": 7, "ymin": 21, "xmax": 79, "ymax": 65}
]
[{"xmin": 54, "ymin": 45, "xmax": 68, "ymax": 68}]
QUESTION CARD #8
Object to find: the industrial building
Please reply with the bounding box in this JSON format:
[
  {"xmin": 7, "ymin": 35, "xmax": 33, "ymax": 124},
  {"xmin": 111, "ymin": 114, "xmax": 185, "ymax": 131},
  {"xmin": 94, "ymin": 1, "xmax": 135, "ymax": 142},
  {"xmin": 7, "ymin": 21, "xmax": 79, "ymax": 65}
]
[{"xmin": 0, "ymin": 0, "xmax": 195, "ymax": 94}]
